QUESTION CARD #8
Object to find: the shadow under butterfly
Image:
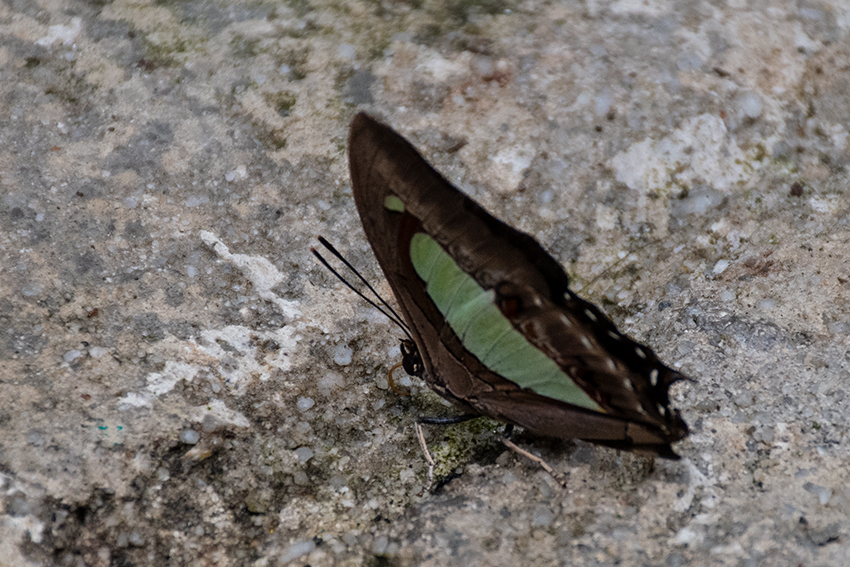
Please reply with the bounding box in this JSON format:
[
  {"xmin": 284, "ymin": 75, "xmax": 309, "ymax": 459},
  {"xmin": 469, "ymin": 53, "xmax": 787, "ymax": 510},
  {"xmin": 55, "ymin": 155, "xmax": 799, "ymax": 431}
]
[{"xmin": 322, "ymin": 112, "xmax": 689, "ymax": 486}]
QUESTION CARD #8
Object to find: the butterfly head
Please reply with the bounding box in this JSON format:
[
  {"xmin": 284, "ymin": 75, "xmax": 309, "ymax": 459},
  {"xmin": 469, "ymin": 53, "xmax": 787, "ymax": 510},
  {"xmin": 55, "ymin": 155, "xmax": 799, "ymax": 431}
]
[{"xmin": 400, "ymin": 339, "xmax": 424, "ymax": 377}]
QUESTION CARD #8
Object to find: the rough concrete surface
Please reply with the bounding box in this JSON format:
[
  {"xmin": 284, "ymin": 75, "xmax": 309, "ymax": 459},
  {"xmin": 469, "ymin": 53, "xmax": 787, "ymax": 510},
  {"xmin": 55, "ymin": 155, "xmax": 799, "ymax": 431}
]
[{"xmin": 1, "ymin": 0, "xmax": 848, "ymax": 566}]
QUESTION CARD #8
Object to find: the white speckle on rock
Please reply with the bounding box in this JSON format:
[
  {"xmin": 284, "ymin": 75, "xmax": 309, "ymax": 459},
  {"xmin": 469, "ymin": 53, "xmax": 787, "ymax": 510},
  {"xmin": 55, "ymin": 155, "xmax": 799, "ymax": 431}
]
[
  {"xmin": 595, "ymin": 204, "xmax": 618, "ymax": 231},
  {"xmin": 89, "ymin": 346, "xmax": 110, "ymax": 359},
  {"xmin": 531, "ymin": 505, "xmax": 555, "ymax": 527},
  {"xmin": 387, "ymin": 344, "xmax": 401, "ymax": 359},
  {"xmin": 470, "ymin": 55, "xmax": 495, "ymax": 80},
  {"xmin": 372, "ymin": 534, "xmax": 389, "ymax": 555},
  {"xmin": 185, "ymin": 195, "xmax": 209, "ymax": 207},
  {"xmin": 809, "ymin": 195, "xmax": 840, "ymax": 214},
  {"xmin": 399, "ymin": 468, "xmax": 415, "ymax": 483},
  {"xmin": 22, "ymin": 283, "xmax": 42, "ymax": 297},
  {"xmin": 333, "ymin": 345, "xmax": 353, "ymax": 366},
  {"xmin": 396, "ymin": 373, "xmax": 412, "ymax": 389},
  {"xmin": 144, "ymin": 361, "xmax": 199, "ymax": 396},
  {"xmin": 675, "ymin": 526, "xmax": 699, "ymax": 545},
  {"xmin": 297, "ymin": 397, "xmax": 315, "ymax": 411},
  {"xmin": 117, "ymin": 392, "xmax": 152, "ymax": 409},
  {"xmin": 128, "ymin": 531, "xmax": 145, "ymax": 546},
  {"xmin": 757, "ymin": 298, "xmax": 776, "ymax": 310},
  {"xmin": 186, "ymin": 399, "xmax": 251, "ymax": 428},
  {"xmin": 827, "ymin": 321, "xmax": 850, "ymax": 334},
  {"xmin": 803, "ymin": 482, "xmax": 833, "ymax": 505},
  {"xmin": 279, "ymin": 540, "xmax": 316, "ymax": 564},
  {"xmin": 63, "ymin": 349, "xmax": 82, "ymax": 363},
  {"xmin": 294, "ymin": 446, "xmax": 314, "ymax": 464},
  {"xmin": 611, "ymin": 0, "xmax": 668, "ymax": 16},
  {"xmin": 225, "ymin": 165, "xmax": 248, "ymax": 183},
  {"xmin": 37, "ymin": 17, "xmax": 82, "ymax": 47},
  {"xmin": 712, "ymin": 259, "xmax": 729, "ymax": 274},
  {"xmin": 179, "ymin": 429, "xmax": 200, "ymax": 444},
  {"xmin": 740, "ymin": 92, "xmax": 762, "ymax": 118},
  {"xmin": 491, "ymin": 144, "xmax": 535, "ymax": 192},
  {"xmin": 594, "ymin": 87, "xmax": 613, "ymax": 117},
  {"xmin": 318, "ymin": 372, "xmax": 344, "ymax": 396},
  {"xmin": 337, "ymin": 43, "xmax": 356, "ymax": 59}
]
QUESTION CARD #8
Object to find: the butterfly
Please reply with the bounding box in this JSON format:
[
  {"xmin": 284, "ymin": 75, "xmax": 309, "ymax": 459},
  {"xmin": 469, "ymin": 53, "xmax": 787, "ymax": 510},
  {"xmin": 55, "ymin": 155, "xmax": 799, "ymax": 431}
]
[{"xmin": 343, "ymin": 112, "xmax": 688, "ymax": 462}]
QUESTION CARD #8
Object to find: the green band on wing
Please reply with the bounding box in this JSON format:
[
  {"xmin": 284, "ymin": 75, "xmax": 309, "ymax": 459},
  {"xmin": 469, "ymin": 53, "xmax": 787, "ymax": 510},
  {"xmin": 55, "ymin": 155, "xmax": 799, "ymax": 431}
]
[{"xmin": 409, "ymin": 232, "xmax": 603, "ymax": 411}]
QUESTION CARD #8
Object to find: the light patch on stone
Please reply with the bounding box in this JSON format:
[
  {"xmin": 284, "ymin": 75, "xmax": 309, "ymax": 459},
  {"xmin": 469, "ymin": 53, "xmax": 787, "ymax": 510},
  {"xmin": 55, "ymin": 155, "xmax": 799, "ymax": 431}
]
[
  {"xmin": 317, "ymin": 372, "xmax": 344, "ymax": 397},
  {"xmin": 417, "ymin": 49, "xmax": 466, "ymax": 82},
  {"xmin": 37, "ymin": 17, "xmax": 82, "ymax": 47},
  {"xmin": 809, "ymin": 195, "xmax": 840, "ymax": 215},
  {"xmin": 712, "ymin": 259, "xmax": 729, "ymax": 274},
  {"xmin": 119, "ymin": 324, "xmax": 299, "ymax": 408},
  {"xmin": 333, "ymin": 345, "xmax": 353, "ymax": 366},
  {"xmin": 187, "ymin": 399, "xmax": 251, "ymax": 428},
  {"xmin": 6, "ymin": 513, "xmax": 45, "ymax": 546},
  {"xmin": 595, "ymin": 204, "xmax": 618, "ymax": 231},
  {"xmin": 225, "ymin": 165, "xmax": 248, "ymax": 182},
  {"xmin": 89, "ymin": 346, "xmax": 111, "ymax": 359},
  {"xmin": 491, "ymin": 144, "xmax": 534, "ymax": 193},
  {"xmin": 674, "ymin": 526, "xmax": 700, "ymax": 546},
  {"xmin": 674, "ymin": 458, "xmax": 716, "ymax": 513},
  {"xmin": 610, "ymin": 0, "xmax": 670, "ymax": 17},
  {"xmin": 146, "ymin": 361, "xmax": 200, "ymax": 396},
  {"xmin": 200, "ymin": 230, "xmax": 301, "ymax": 319},
  {"xmin": 823, "ymin": 123, "xmax": 848, "ymax": 151},
  {"xmin": 610, "ymin": 114, "xmax": 751, "ymax": 195},
  {"xmin": 199, "ymin": 325, "xmax": 298, "ymax": 388},
  {"xmin": 594, "ymin": 87, "xmax": 613, "ymax": 117},
  {"xmin": 116, "ymin": 392, "xmax": 151, "ymax": 409}
]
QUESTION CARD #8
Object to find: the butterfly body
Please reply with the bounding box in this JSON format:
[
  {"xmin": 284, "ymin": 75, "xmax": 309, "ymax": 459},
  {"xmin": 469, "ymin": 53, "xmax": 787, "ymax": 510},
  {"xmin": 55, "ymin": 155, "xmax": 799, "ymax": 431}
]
[{"xmin": 348, "ymin": 112, "xmax": 688, "ymax": 458}]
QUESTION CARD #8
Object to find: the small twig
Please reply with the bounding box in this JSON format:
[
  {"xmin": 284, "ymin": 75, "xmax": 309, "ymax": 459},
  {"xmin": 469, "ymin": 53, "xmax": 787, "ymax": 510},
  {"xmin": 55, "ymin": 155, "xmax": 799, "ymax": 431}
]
[
  {"xmin": 500, "ymin": 437, "xmax": 568, "ymax": 488},
  {"xmin": 415, "ymin": 421, "xmax": 436, "ymax": 495}
]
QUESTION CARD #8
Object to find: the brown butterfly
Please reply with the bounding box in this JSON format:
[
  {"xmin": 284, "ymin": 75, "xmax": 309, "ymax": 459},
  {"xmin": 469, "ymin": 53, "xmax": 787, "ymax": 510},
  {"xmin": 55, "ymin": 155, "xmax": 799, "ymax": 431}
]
[{"xmin": 346, "ymin": 112, "xmax": 688, "ymax": 459}]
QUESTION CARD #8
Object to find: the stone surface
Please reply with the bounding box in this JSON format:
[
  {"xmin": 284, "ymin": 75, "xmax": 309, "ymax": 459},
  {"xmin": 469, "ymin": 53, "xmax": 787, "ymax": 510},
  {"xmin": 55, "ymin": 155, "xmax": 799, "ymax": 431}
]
[{"xmin": 1, "ymin": 1, "xmax": 848, "ymax": 566}]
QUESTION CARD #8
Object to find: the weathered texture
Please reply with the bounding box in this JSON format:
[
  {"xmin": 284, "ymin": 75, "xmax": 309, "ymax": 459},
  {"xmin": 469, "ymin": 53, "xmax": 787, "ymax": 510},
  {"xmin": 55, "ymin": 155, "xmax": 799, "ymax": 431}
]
[{"xmin": 0, "ymin": 1, "xmax": 848, "ymax": 566}]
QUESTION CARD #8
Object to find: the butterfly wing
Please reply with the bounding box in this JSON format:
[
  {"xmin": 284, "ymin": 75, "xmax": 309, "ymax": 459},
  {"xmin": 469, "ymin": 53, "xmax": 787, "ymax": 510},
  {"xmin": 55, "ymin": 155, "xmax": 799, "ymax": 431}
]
[{"xmin": 348, "ymin": 112, "xmax": 688, "ymax": 457}]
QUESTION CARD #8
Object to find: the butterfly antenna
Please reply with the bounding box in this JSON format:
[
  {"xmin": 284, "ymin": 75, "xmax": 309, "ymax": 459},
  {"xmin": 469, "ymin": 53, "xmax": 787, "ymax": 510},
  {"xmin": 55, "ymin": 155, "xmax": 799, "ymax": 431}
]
[{"xmin": 312, "ymin": 237, "xmax": 414, "ymax": 342}]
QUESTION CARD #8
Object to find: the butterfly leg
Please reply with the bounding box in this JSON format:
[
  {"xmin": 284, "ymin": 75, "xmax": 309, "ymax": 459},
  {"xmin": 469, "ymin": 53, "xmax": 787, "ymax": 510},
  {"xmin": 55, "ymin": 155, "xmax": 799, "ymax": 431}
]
[
  {"xmin": 499, "ymin": 436, "xmax": 568, "ymax": 488},
  {"xmin": 414, "ymin": 415, "xmax": 479, "ymax": 494},
  {"xmin": 388, "ymin": 361, "xmax": 412, "ymax": 396}
]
